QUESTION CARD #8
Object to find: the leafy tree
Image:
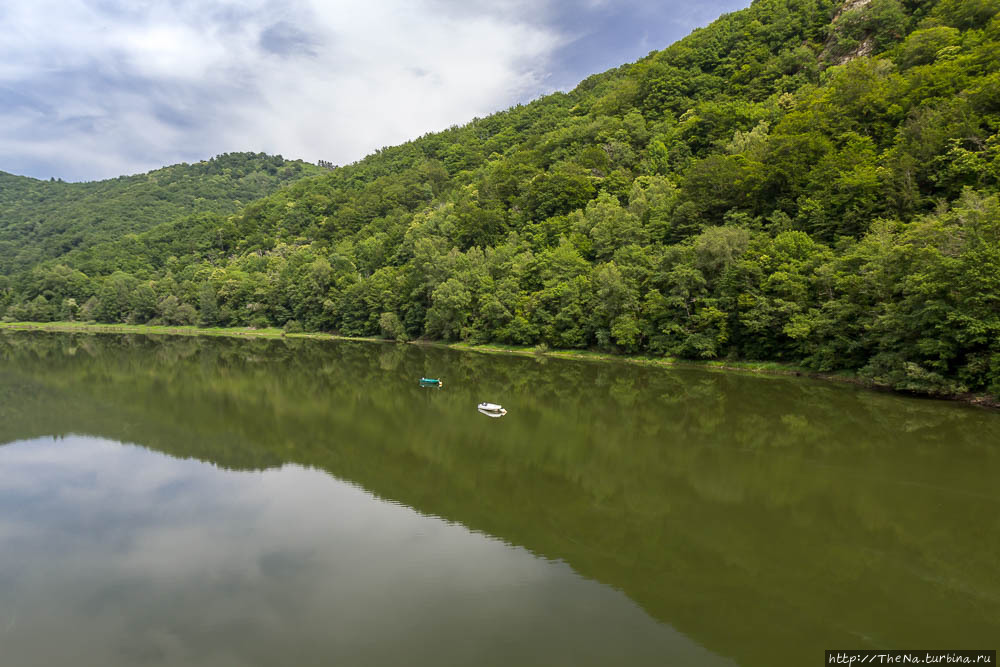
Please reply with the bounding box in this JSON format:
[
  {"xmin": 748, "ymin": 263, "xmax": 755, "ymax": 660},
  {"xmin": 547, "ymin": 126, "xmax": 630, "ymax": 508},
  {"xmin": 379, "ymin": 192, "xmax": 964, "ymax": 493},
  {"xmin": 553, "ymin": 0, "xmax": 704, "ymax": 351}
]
[
  {"xmin": 378, "ymin": 312, "xmax": 408, "ymax": 341},
  {"xmin": 96, "ymin": 272, "xmax": 138, "ymax": 323},
  {"xmin": 198, "ymin": 283, "xmax": 221, "ymax": 327},
  {"xmin": 896, "ymin": 26, "xmax": 961, "ymax": 69},
  {"xmin": 425, "ymin": 278, "xmax": 472, "ymax": 340},
  {"xmin": 131, "ymin": 285, "xmax": 158, "ymax": 324},
  {"xmin": 933, "ymin": 0, "xmax": 1000, "ymax": 29}
]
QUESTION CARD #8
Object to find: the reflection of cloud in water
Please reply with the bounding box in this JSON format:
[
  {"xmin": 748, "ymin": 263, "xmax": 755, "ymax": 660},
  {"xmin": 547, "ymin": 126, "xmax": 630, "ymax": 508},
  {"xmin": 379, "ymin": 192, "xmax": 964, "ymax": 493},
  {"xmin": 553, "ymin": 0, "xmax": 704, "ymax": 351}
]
[{"xmin": 0, "ymin": 436, "xmax": 732, "ymax": 667}]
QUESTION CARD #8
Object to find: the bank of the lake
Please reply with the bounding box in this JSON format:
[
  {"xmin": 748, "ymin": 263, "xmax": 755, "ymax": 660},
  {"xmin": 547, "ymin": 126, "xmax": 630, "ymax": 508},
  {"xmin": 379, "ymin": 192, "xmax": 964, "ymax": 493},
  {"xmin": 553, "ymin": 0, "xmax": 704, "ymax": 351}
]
[
  {"xmin": 2, "ymin": 320, "xmax": 997, "ymax": 408},
  {"xmin": 0, "ymin": 320, "xmax": 383, "ymax": 343}
]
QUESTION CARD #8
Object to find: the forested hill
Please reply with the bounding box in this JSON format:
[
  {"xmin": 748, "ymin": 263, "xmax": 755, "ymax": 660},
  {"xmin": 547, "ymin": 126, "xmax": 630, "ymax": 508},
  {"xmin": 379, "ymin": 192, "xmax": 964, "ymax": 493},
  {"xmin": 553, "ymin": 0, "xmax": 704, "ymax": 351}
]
[
  {"xmin": 4, "ymin": 0, "xmax": 1000, "ymax": 399},
  {"xmin": 0, "ymin": 153, "xmax": 323, "ymax": 275}
]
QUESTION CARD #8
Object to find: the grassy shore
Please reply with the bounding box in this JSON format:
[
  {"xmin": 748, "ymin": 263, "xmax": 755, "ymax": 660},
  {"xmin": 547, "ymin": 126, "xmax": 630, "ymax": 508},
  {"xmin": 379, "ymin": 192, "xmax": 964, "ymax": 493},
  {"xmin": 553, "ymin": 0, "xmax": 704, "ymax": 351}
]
[
  {"xmin": 2, "ymin": 320, "xmax": 996, "ymax": 407},
  {"xmin": 0, "ymin": 320, "xmax": 383, "ymax": 343},
  {"xmin": 441, "ymin": 340, "xmax": 818, "ymax": 375},
  {"xmin": 0, "ymin": 319, "xmax": 847, "ymax": 381}
]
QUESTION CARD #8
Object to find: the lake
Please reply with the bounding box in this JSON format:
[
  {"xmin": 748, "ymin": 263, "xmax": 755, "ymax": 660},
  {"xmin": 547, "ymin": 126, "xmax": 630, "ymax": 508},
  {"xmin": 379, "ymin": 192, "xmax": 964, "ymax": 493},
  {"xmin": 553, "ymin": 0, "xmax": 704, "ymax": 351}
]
[{"xmin": 0, "ymin": 331, "xmax": 997, "ymax": 666}]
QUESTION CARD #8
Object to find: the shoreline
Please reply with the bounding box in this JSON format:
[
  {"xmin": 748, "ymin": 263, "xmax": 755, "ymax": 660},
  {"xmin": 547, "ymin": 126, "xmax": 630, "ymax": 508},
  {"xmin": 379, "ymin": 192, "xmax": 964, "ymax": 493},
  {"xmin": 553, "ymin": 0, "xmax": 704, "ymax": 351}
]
[{"xmin": 2, "ymin": 320, "xmax": 997, "ymax": 409}]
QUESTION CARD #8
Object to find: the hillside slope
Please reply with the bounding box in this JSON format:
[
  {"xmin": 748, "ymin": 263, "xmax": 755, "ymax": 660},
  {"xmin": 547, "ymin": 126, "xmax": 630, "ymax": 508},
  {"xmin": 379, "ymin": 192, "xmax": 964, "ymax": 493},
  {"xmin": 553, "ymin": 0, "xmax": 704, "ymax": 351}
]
[
  {"xmin": 0, "ymin": 153, "xmax": 324, "ymax": 275},
  {"xmin": 3, "ymin": 0, "xmax": 1000, "ymax": 398}
]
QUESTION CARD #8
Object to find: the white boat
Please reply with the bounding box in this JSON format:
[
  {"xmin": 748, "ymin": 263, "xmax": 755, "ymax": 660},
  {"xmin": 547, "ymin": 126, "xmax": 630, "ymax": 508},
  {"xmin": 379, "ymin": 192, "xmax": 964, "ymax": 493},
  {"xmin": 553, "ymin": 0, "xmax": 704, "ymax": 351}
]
[{"xmin": 477, "ymin": 402, "xmax": 507, "ymax": 417}]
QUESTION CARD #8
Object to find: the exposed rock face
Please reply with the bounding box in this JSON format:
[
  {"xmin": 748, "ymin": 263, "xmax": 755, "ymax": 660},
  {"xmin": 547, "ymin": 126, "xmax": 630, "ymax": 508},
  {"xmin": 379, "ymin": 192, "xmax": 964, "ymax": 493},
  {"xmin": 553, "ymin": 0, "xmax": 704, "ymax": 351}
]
[
  {"xmin": 822, "ymin": 0, "xmax": 876, "ymax": 65},
  {"xmin": 834, "ymin": 0, "xmax": 873, "ymax": 20},
  {"xmin": 831, "ymin": 35, "xmax": 875, "ymax": 65}
]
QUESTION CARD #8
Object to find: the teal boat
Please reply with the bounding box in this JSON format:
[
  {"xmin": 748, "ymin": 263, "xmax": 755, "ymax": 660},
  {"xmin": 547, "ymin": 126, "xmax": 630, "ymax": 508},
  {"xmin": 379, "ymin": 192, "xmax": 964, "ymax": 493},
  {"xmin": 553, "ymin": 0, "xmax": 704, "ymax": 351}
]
[{"xmin": 419, "ymin": 377, "xmax": 443, "ymax": 388}]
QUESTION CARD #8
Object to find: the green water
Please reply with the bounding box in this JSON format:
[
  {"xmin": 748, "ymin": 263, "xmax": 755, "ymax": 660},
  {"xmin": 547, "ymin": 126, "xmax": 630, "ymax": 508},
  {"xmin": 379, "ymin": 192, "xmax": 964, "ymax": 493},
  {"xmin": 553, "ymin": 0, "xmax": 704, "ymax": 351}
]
[{"xmin": 0, "ymin": 332, "xmax": 997, "ymax": 666}]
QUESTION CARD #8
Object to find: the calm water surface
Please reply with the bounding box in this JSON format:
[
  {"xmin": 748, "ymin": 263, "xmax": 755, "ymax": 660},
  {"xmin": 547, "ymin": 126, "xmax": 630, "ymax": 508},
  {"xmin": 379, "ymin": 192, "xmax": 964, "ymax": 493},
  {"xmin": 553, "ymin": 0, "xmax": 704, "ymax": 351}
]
[{"xmin": 0, "ymin": 332, "xmax": 997, "ymax": 666}]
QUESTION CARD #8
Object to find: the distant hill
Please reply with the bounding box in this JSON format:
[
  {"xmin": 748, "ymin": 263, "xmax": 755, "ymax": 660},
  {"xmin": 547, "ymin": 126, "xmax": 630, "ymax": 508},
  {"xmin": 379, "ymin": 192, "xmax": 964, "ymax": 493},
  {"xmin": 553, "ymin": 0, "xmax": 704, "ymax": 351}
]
[
  {"xmin": 3, "ymin": 0, "xmax": 1000, "ymax": 399},
  {"xmin": 0, "ymin": 153, "xmax": 324, "ymax": 275}
]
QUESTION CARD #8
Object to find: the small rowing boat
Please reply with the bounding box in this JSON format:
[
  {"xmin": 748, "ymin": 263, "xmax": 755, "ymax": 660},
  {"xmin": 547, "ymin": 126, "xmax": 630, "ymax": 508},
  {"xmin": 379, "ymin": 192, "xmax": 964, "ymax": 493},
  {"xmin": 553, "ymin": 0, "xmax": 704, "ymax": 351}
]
[
  {"xmin": 419, "ymin": 377, "xmax": 443, "ymax": 387},
  {"xmin": 477, "ymin": 402, "xmax": 507, "ymax": 417}
]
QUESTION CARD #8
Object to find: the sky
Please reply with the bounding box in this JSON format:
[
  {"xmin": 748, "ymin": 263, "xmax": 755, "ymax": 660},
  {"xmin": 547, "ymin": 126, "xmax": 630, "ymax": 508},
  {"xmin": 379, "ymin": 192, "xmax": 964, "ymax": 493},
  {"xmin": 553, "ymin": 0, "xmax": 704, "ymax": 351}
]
[{"xmin": 0, "ymin": 0, "xmax": 751, "ymax": 182}]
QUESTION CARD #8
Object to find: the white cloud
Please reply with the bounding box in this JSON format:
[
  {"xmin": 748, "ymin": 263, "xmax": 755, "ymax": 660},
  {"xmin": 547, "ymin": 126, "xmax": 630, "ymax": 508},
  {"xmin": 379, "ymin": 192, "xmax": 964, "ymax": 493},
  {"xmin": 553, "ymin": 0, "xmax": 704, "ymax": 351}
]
[
  {"xmin": 235, "ymin": 2, "xmax": 563, "ymax": 165},
  {"xmin": 0, "ymin": 0, "xmax": 752, "ymax": 181},
  {"xmin": 0, "ymin": 0, "xmax": 566, "ymax": 180}
]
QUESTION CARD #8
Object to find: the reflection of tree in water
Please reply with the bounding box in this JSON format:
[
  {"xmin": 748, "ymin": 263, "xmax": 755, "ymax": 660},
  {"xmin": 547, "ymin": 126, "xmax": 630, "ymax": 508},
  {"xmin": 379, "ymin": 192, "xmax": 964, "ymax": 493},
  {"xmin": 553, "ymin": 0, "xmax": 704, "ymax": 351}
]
[{"xmin": 0, "ymin": 331, "xmax": 998, "ymax": 665}]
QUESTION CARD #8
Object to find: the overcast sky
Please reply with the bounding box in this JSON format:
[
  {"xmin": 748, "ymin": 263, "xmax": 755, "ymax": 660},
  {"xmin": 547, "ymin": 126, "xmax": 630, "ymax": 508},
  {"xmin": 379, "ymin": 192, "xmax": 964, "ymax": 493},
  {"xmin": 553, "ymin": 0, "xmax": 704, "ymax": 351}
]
[{"xmin": 0, "ymin": 0, "xmax": 750, "ymax": 182}]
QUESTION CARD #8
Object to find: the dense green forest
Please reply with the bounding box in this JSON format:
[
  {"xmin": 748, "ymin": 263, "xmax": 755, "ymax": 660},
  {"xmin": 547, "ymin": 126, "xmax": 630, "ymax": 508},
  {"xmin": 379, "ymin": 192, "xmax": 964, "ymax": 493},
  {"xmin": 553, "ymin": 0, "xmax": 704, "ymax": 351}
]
[
  {"xmin": 0, "ymin": 153, "xmax": 323, "ymax": 275},
  {"xmin": 2, "ymin": 0, "xmax": 1000, "ymax": 398}
]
